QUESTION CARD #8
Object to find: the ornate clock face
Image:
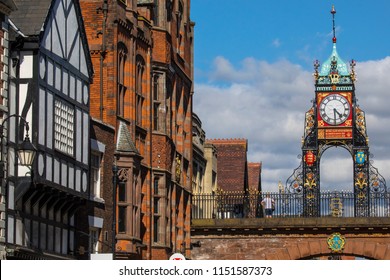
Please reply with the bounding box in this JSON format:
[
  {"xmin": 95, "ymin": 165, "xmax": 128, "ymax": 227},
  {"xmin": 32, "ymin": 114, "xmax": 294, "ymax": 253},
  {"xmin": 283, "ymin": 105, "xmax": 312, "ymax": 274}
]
[{"xmin": 319, "ymin": 94, "xmax": 350, "ymax": 125}]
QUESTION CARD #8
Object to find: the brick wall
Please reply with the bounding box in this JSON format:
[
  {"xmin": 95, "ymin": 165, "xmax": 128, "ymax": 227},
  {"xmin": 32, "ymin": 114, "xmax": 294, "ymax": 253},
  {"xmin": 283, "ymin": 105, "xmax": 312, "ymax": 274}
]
[
  {"xmin": 191, "ymin": 235, "xmax": 390, "ymax": 260},
  {"xmin": 191, "ymin": 218, "xmax": 390, "ymax": 260},
  {"xmin": 75, "ymin": 119, "xmax": 116, "ymax": 259},
  {"xmin": 206, "ymin": 139, "xmax": 248, "ymax": 192},
  {"xmin": 248, "ymin": 162, "xmax": 261, "ymax": 192},
  {"xmin": 80, "ymin": 0, "xmax": 193, "ymax": 260},
  {"xmin": 90, "ymin": 119, "xmax": 116, "ymax": 252}
]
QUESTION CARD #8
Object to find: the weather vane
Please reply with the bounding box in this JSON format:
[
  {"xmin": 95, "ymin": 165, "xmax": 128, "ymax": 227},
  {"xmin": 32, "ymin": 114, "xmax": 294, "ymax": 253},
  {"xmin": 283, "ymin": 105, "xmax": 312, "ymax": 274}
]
[{"xmin": 331, "ymin": 5, "xmax": 337, "ymax": 43}]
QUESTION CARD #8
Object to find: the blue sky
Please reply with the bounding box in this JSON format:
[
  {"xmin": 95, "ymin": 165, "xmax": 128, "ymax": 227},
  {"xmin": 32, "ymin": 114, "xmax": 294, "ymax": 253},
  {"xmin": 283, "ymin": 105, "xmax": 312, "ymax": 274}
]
[
  {"xmin": 191, "ymin": 1, "xmax": 390, "ymax": 191},
  {"xmin": 193, "ymin": 0, "xmax": 390, "ymax": 77}
]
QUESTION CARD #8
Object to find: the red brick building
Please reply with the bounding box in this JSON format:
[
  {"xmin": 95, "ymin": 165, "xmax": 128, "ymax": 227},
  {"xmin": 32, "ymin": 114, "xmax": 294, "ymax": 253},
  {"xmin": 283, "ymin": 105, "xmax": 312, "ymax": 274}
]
[
  {"xmin": 80, "ymin": 0, "xmax": 194, "ymax": 260},
  {"xmin": 206, "ymin": 138, "xmax": 250, "ymax": 192},
  {"xmin": 248, "ymin": 162, "xmax": 262, "ymax": 193},
  {"xmin": 205, "ymin": 139, "xmax": 262, "ymax": 194}
]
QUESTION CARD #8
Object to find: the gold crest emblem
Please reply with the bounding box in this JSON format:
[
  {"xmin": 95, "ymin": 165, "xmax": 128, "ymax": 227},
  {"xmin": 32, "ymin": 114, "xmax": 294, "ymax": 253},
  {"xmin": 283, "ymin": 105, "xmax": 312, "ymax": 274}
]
[{"xmin": 327, "ymin": 232, "xmax": 345, "ymax": 253}]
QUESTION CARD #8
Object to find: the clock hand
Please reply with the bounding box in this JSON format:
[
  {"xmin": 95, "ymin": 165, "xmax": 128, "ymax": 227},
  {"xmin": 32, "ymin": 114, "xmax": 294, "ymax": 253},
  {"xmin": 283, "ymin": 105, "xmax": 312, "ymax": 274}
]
[
  {"xmin": 334, "ymin": 108, "xmax": 343, "ymax": 118},
  {"xmin": 333, "ymin": 108, "xmax": 337, "ymax": 125}
]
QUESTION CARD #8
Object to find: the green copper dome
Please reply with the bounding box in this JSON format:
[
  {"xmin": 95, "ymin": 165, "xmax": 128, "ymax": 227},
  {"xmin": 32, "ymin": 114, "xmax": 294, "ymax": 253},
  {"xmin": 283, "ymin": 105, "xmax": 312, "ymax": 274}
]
[{"xmin": 319, "ymin": 42, "xmax": 349, "ymax": 76}]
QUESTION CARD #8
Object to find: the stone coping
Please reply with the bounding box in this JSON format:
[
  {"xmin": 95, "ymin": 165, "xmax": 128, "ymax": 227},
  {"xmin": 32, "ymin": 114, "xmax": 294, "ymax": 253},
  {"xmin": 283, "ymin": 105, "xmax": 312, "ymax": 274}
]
[{"xmin": 192, "ymin": 217, "xmax": 390, "ymax": 232}]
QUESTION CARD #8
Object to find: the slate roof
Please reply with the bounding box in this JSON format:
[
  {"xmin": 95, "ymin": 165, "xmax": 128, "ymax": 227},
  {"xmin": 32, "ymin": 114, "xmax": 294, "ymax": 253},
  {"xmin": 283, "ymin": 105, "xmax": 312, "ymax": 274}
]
[
  {"xmin": 116, "ymin": 121, "xmax": 139, "ymax": 154},
  {"xmin": 0, "ymin": 0, "xmax": 18, "ymax": 14},
  {"xmin": 9, "ymin": 0, "xmax": 52, "ymax": 36},
  {"xmin": 9, "ymin": 0, "xmax": 94, "ymax": 80}
]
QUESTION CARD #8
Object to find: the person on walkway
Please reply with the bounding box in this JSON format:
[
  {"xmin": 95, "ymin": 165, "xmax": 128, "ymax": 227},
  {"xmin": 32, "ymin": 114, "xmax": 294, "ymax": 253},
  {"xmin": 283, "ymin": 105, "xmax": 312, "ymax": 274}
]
[{"xmin": 261, "ymin": 194, "xmax": 275, "ymax": 218}]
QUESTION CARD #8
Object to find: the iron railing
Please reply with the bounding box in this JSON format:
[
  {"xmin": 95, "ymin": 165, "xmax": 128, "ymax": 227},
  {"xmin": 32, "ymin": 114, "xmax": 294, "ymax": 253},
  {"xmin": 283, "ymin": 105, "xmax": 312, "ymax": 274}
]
[{"xmin": 191, "ymin": 191, "xmax": 390, "ymax": 219}]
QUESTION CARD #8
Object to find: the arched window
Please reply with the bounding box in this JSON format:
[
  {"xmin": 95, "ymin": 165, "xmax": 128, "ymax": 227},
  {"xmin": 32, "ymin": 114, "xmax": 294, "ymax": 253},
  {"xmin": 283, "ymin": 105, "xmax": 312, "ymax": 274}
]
[
  {"xmin": 166, "ymin": 0, "xmax": 173, "ymax": 21},
  {"xmin": 117, "ymin": 43, "xmax": 127, "ymax": 117},
  {"xmin": 177, "ymin": 1, "xmax": 184, "ymax": 54},
  {"xmin": 136, "ymin": 55, "xmax": 145, "ymax": 126}
]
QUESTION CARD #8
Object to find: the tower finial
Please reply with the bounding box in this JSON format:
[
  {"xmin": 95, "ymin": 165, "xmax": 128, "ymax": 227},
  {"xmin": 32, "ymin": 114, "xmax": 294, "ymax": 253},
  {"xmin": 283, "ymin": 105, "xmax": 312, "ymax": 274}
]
[{"xmin": 331, "ymin": 5, "xmax": 337, "ymax": 43}]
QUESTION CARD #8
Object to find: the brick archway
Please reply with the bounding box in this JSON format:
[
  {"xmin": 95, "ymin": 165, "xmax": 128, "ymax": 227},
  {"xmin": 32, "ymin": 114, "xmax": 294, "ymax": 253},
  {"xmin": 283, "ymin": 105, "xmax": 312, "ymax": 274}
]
[
  {"xmin": 190, "ymin": 218, "xmax": 390, "ymax": 260},
  {"xmin": 191, "ymin": 235, "xmax": 390, "ymax": 260},
  {"xmin": 280, "ymin": 236, "xmax": 390, "ymax": 260}
]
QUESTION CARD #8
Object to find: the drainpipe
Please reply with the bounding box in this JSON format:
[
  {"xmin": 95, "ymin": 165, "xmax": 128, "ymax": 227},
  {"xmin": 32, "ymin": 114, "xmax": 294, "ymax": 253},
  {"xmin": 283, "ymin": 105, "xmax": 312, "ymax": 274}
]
[
  {"xmin": 99, "ymin": 0, "xmax": 108, "ymax": 120},
  {"xmin": 112, "ymin": 162, "xmax": 118, "ymax": 260},
  {"xmin": 148, "ymin": 44, "xmax": 153, "ymax": 260}
]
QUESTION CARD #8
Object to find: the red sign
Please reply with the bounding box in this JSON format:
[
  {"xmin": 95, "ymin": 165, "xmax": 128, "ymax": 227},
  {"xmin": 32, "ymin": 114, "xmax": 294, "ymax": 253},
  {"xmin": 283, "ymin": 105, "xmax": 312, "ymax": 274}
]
[{"xmin": 318, "ymin": 128, "xmax": 353, "ymax": 140}]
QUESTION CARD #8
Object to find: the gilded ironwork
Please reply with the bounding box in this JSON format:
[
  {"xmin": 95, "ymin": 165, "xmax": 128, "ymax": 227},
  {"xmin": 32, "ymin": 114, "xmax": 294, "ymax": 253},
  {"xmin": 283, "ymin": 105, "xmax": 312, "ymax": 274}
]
[
  {"xmin": 286, "ymin": 161, "xmax": 303, "ymax": 193},
  {"xmin": 329, "ymin": 58, "xmax": 340, "ymax": 84},
  {"xmin": 304, "ymin": 172, "xmax": 317, "ymax": 189},
  {"xmin": 369, "ymin": 163, "xmax": 387, "ymax": 193},
  {"xmin": 304, "ymin": 108, "xmax": 315, "ymax": 137},
  {"xmin": 330, "ymin": 195, "xmax": 343, "ymax": 217},
  {"xmin": 286, "ymin": 5, "xmax": 387, "ymax": 218},
  {"xmin": 350, "ymin": 59, "xmax": 357, "ymax": 82},
  {"xmin": 355, "ymin": 172, "xmax": 367, "ymax": 189},
  {"xmin": 313, "ymin": 60, "xmax": 320, "ymax": 82},
  {"xmin": 355, "ymin": 106, "xmax": 367, "ymax": 139},
  {"xmin": 191, "ymin": 191, "xmax": 390, "ymax": 219}
]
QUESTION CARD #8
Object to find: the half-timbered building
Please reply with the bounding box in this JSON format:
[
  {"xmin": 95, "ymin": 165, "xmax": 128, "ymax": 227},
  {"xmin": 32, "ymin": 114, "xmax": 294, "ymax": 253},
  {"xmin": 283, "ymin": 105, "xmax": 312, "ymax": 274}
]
[{"xmin": 5, "ymin": 0, "xmax": 93, "ymax": 259}]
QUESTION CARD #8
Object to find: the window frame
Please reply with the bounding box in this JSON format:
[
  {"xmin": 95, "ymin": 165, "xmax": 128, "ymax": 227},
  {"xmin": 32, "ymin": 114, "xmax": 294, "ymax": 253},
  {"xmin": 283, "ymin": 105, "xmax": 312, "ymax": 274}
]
[
  {"xmin": 89, "ymin": 227, "xmax": 100, "ymax": 254},
  {"xmin": 90, "ymin": 152, "xmax": 102, "ymax": 199}
]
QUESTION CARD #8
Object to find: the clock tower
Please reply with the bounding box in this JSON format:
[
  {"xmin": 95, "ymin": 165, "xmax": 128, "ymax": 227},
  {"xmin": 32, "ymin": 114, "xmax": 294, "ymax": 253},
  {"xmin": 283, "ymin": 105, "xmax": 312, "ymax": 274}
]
[{"xmin": 286, "ymin": 6, "xmax": 387, "ymax": 217}]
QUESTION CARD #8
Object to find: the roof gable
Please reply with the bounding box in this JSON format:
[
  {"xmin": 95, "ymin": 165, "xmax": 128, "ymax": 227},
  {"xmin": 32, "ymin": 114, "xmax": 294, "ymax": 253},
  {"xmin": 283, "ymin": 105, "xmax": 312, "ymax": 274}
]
[
  {"xmin": 10, "ymin": 0, "xmax": 93, "ymax": 79},
  {"xmin": 116, "ymin": 121, "xmax": 139, "ymax": 154},
  {"xmin": 248, "ymin": 162, "xmax": 262, "ymax": 192}
]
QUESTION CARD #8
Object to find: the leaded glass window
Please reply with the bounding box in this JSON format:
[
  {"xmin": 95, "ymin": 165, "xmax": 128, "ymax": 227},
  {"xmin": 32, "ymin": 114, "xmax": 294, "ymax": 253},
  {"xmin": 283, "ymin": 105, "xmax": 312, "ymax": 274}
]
[{"xmin": 54, "ymin": 100, "xmax": 74, "ymax": 155}]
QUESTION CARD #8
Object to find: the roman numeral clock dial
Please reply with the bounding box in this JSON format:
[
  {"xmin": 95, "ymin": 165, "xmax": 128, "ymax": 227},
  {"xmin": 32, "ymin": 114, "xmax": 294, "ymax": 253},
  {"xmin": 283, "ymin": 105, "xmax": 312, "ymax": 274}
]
[{"xmin": 319, "ymin": 94, "xmax": 350, "ymax": 125}]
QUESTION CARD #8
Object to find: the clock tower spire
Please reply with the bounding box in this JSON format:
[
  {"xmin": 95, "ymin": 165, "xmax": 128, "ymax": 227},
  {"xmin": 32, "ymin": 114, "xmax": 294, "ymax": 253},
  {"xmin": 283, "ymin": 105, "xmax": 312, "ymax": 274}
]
[
  {"xmin": 286, "ymin": 6, "xmax": 387, "ymax": 217},
  {"xmin": 331, "ymin": 5, "xmax": 337, "ymax": 43}
]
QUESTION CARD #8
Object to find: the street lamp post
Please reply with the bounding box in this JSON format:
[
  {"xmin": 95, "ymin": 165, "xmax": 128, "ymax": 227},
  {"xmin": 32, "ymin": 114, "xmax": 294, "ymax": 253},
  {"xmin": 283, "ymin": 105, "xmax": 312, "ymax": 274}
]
[
  {"xmin": 0, "ymin": 114, "xmax": 37, "ymax": 174},
  {"xmin": 17, "ymin": 132, "xmax": 36, "ymax": 167},
  {"xmin": 0, "ymin": 114, "xmax": 37, "ymax": 259}
]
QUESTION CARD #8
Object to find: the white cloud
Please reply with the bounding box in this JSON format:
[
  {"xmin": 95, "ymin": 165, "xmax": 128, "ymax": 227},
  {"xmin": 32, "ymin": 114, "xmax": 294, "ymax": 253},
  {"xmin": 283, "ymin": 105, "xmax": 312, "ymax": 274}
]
[
  {"xmin": 320, "ymin": 148, "xmax": 354, "ymax": 191},
  {"xmin": 194, "ymin": 56, "xmax": 390, "ymax": 192}
]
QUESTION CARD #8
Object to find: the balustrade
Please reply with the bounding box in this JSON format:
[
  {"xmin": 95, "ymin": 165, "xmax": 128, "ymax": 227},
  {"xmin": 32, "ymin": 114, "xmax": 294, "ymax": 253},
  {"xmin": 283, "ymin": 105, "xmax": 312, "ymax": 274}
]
[{"xmin": 191, "ymin": 191, "xmax": 390, "ymax": 219}]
